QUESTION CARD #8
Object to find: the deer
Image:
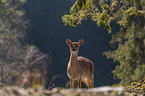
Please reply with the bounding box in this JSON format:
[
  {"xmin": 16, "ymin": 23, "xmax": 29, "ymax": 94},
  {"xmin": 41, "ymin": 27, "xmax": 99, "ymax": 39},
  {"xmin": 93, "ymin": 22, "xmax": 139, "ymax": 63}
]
[{"xmin": 66, "ymin": 39, "xmax": 94, "ymax": 88}]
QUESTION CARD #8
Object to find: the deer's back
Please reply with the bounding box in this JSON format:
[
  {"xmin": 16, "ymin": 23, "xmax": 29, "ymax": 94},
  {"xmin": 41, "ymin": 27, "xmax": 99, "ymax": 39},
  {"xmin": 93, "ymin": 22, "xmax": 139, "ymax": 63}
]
[
  {"xmin": 77, "ymin": 56, "xmax": 94, "ymax": 81},
  {"xmin": 78, "ymin": 56, "xmax": 94, "ymax": 70}
]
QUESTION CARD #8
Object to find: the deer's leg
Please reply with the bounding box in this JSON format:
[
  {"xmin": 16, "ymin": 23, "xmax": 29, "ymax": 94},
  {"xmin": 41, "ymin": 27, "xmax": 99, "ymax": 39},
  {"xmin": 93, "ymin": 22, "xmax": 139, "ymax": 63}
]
[
  {"xmin": 88, "ymin": 81, "xmax": 91, "ymax": 88},
  {"xmin": 78, "ymin": 79, "xmax": 81, "ymax": 88},
  {"xmin": 91, "ymin": 81, "xmax": 94, "ymax": 88},
  {"xmin": 70, "ymin": 78, "xmax": 74, "ymax": 88},
  {"xmin": 88, "ymin": 81, "xmax": 93, "ymax": 88}
]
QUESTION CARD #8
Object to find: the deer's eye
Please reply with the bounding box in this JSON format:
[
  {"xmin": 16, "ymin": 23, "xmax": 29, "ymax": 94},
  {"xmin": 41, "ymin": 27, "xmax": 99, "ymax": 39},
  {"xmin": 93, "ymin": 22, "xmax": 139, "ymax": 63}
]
[{"xmin": 70, "ymin": 45, "xmax": 73, "ymax": 47}]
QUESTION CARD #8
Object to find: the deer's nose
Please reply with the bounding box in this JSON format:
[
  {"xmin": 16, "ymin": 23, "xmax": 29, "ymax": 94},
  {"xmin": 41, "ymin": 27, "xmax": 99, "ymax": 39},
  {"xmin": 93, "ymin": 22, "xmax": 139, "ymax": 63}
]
[{"xmin": 72, "ymin": 48, "xmax": 76, "ymax": 51}]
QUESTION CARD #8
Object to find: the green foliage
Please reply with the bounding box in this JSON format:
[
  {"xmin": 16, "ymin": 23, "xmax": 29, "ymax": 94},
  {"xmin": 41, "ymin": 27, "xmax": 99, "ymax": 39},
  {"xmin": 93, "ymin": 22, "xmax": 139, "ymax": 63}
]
[
  {"xmin": 0, "ymin": 0, "xmax": 27, "ymax": 84},
  {"xmin": 62, "ymin": 0, "xmax": 145, "ymax": 86},
  {"xmin": 104, "ymin": 23, "xmax": 145, "ymax": 85},
  {"xmin": 126, "ymin": 79, "xmax": 145, "ymax": 95},
  {"xmin": 62, "ymin": 0, "xmax": 94, "ymax": 27},
  {"xmin": 62, "ymin": 0, "xmax": 143, "ymax": 33},
  {"xmin": 0, "ymin": 0, "xmax": 50, "ymax": 87},
  {"xmin": 119, "ymin": 7, "xmax": 143, "ymax": 27},
  {"xmin": 132, "ymin": 65, "xmax": 145, "ymax": 81}
]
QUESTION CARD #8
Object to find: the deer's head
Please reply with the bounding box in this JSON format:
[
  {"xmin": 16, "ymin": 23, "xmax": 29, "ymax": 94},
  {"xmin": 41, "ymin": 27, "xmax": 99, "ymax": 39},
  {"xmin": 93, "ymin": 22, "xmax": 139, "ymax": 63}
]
[{"xmin": 66, "ymin": 39, "xmax": 84, "ymax": 55}]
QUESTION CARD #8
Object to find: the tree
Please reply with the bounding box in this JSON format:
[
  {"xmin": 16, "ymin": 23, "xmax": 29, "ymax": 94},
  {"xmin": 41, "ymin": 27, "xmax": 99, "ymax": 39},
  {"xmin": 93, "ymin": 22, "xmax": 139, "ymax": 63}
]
[
  {"xmin": 0, "ymin": 0, "xmax": 51, "ymax": 87},
  {"xmin": 62, "ymin": 0, "xmax": 145, "ymax": 85}
]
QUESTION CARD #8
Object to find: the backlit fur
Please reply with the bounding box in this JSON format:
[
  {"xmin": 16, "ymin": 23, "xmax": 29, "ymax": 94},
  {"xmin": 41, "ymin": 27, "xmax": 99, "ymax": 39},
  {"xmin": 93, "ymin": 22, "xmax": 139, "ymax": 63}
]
[{"xmin": 66, "ymin": 39, "xmax": 94, "ymax": 88}]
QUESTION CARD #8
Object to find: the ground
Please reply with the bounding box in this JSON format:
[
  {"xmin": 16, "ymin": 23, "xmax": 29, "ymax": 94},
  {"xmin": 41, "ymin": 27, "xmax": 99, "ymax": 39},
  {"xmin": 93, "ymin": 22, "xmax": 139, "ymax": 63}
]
[{"xmin": 0, "ymin": 86, "xmax": 132, "ymax": 96}]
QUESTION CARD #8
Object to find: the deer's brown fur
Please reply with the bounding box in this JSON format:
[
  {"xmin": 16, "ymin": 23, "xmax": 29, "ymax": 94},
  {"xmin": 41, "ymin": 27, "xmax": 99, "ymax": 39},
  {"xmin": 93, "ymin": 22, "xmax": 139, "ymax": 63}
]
[{"xmin": 66, "ymin": 39, "xmax": 94, "ymax": 88}]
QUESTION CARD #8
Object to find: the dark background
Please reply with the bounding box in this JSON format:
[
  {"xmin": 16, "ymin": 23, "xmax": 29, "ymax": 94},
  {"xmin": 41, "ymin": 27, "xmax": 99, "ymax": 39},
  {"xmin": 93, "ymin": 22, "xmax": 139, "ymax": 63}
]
[{"xmin": 24, "ymin": 0, "xmax": 120, "ymax": 87}]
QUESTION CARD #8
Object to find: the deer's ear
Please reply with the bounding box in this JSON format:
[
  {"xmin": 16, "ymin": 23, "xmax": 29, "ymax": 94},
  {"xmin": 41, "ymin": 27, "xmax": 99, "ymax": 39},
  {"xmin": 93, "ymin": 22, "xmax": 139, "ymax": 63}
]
[
  {"xmin": 78, "ymin": 39, "xmax": 84, "ymax": 46},
  {"xmin": 66, "ymin": 39, "xmax": 72, "ymax": 45}
]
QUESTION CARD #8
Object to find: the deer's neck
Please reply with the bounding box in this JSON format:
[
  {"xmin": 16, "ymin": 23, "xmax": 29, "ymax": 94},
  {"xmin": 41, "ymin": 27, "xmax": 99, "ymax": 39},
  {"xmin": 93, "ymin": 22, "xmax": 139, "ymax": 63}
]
[
  {"xmin": 69, "ymin": 53, "xmax": 78, "ymax": 67},
  {"xmin": 70, "ymin": 53, "xmax": 78, "ymax": 60}
]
